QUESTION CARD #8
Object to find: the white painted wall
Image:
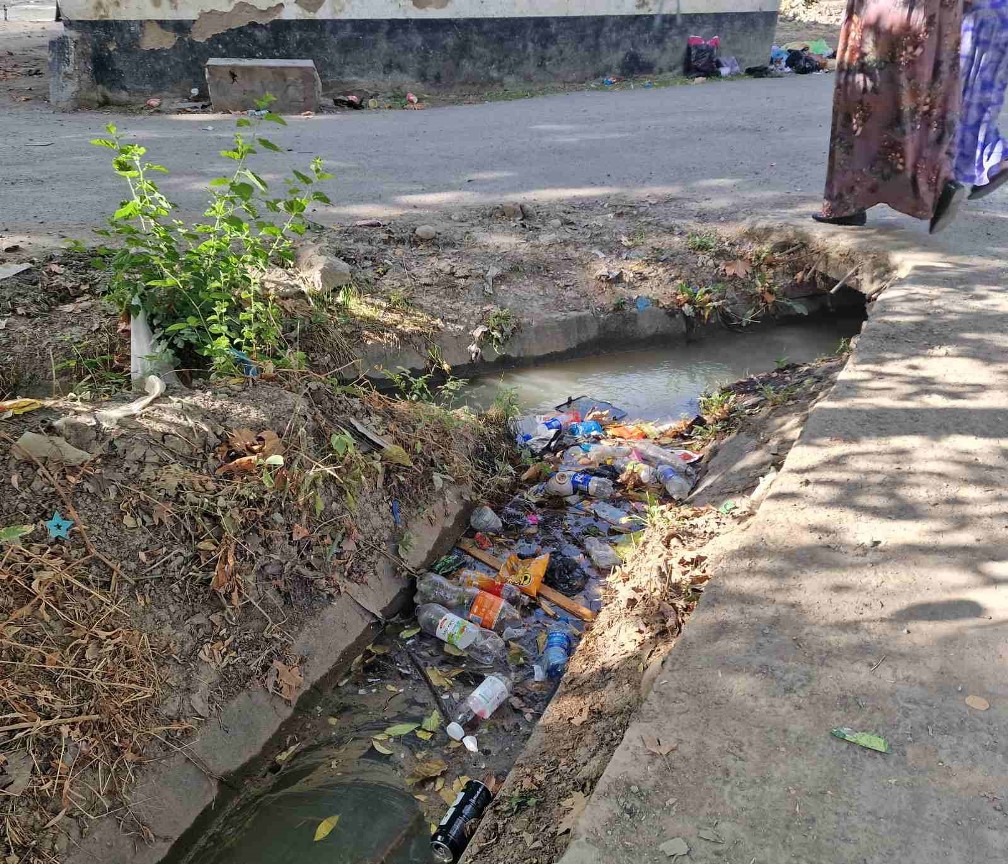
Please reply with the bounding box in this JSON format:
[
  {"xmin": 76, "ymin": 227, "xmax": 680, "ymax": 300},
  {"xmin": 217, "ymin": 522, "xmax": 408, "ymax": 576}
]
[{"xmin": 62, "ymin": 0, "xmax": 779, "ymax": 23}]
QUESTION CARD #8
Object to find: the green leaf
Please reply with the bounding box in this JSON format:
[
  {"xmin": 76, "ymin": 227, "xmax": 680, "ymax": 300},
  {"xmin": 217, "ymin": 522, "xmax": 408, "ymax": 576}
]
[
  {"xmin": 209, "ymin": 177, "xmax": 230, "ymax": 187},
  {"xmin": 257, "ymin": 137, "xmax": 282, "ymax": 152},
  {"xmin": 399, "ymin": 626, "xmax": 420, "ymax": 639},
  {"xmin": 264, "ymin": 112, "xmax": 287, "ymax": 125},
  {"xmin": 236, "ymin": 118, "xmax": 252, "ymax": 128},
  {"xmin": 230, "ymin": 182, "xmax": 254, "ymax": 201},
  {"xmin": 293, "ymin": 169, "xmax": 313, "ymax": 186},
  {"xmin": 113, "ymin": 201, "xmax": 141, "ymax": 220},
  {"xmin": 263, "ymin": 454, "xmax": 284, "ymax": 467},
  {"xmin": 243, "ymin": 170, "xmax": 268, "ymax": 192},
  {"xmin": 313, "ymin": 814, "xmax": 340, "ymax": 842},
  {"xmin": 831, "ymin": 727, "xmax": 890, "ymax": 753},
  {"xmin": 381, "ymin": 444, "xmax": 413, "ymax": 468},
  {"xmin": 0, "ymin": 525, "xmax": 34, "ymax": 545},
  {"xmin": 311, "ymin": 191, "xmax": 332, "ymax": 205},
  {"xmin": 90, "ymin": 138, "xmax": 118, "ymax": 149},
  {"xmin": 421, "ymin": 709, "xmax": 442, "ymax": 733},
  {"xmin": 315, "ymin": 170, "xmax": 335, "ymax": 181},
  {"xmin": 383, "ymin": 722, "xmax": 419, "ymax": 737},
  {"xmin": 371, "ymin": 739, "xmax": 394, "ymax": 755}
]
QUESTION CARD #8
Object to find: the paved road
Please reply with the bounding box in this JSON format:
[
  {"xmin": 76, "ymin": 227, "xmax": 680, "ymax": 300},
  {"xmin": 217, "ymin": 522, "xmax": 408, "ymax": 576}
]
[{"xmin": 3, "ymin": 74, "xmax": 840, "ymax": 247}]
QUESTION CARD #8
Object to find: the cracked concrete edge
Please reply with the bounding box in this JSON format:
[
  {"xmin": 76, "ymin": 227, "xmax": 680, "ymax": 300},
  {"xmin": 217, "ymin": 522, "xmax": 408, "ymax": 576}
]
[{"xmin": 63, "ymin": 484, "xmax": 474, "ymax": 864}]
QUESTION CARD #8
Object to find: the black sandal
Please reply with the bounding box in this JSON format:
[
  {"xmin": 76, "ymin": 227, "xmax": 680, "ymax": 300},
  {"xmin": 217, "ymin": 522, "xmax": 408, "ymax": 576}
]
[
  {"xmin": 968, "ymin": 169, "xmax": 1008, "ymax": 200},
  {"xmin": 812, "ymin": 209, "xmax": 868, "ymax": 227},
  {"xmin": 930, "ymin": 181, "xmax": 967, "ymax": 234}
]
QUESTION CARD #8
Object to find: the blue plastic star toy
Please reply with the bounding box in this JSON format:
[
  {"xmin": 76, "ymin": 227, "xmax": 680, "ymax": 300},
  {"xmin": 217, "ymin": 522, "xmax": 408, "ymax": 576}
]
[{"xmin": 45, "ymin": 511, "xmax": 74, "ymax": 540}]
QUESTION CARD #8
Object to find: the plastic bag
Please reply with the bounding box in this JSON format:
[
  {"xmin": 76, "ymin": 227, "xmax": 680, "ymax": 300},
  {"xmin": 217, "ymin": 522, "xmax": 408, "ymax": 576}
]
[
  {"xmin": 498, "ymin": 553, "xmax": 549, "ymax": 598},
  {"xmin": 553, "ymin": 396, "xmax": 627, "ymax": 423},
  {"xmin": 685, "ymin": 35, "xmax": 720, "ymax": 78},
  {"xmin": 718, "ymin": 56, "xmax": 741, "ymax": 77},
  {"xmin": 786, "ymin": 49, "xmax": 819, "ymax": 75},
  {"xmin": 131, "ymin": 308, "xmax": 179, "ymax": 384}
]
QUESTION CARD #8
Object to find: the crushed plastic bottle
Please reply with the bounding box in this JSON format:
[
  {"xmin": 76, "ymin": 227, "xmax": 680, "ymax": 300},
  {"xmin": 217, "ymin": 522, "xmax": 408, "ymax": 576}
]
[
  {"xmin": 544, "ymin": 470, "xmax": 614, "ymax": 499},
  {"xmin": 469, "ymin": 506, "xmax": 503, "ymax": 533},
  {"xmin": 456, "ymin": 569, "xmax": 527, "ymax": 606},
  {"xmin": 535, "ymin": 412, "xmax": 579, "ymax": 437},
  {"xmin": 656, "ymin": 464, "xmax": 695, "ymax": 500},
  {"xmin": 591, "ymin": 500, "xmax": 646, "ymax": 532},
  {"xmin": 446, "ymin": 672, "xmax": 512, "ymax": 750},
  {"xmin": 541, "ymin": 628, "xmax": 573, "ymax": 679},
  {"xmin": 564, "ymin": 443, "xmax": 633, "ymax": 466},
  {"xmin": 414, "ymin": 574, "xmax": 521, "ymax": 633},
  {"xmin": 416, "ymin": 604, "xmax": 506, "ymax": 665},
  {"xmin": 583, "ymin": 536, "xmax": 622, "ymax": 570},
  {"xmin": 628, "ymin": 441, "xmax": 702, "ymax": 468}
]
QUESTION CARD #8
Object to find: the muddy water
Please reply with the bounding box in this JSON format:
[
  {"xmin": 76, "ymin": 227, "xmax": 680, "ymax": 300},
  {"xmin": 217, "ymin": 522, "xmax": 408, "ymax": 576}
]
[{"xmin": 462, "ymin": 319, "xmax": 863, "ymax": 420}]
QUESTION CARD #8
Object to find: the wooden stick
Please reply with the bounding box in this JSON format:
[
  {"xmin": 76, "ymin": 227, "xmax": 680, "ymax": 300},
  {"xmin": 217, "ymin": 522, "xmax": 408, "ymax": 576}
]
[{"xmin": 457, "ymin": 540, "xmax": 595, "ymax": 622}]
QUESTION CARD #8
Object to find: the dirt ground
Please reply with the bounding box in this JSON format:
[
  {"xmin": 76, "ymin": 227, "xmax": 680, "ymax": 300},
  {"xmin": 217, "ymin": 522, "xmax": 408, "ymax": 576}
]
[{"xmin": 0, "ymin": 21, "xmax": 54, "ymax": 107}]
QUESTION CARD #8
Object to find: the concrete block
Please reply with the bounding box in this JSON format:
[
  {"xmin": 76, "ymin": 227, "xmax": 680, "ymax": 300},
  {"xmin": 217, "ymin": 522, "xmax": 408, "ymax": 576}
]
[{"xmin": 205, "ymin": 58, "xmax": 321, "ymax": 114}]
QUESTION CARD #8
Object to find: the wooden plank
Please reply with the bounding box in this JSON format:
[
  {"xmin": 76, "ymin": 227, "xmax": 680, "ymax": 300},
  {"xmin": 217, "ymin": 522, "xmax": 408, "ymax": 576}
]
[{"xmin": 456, "ymin": 540, "xmax": 595, "ymax": 622}]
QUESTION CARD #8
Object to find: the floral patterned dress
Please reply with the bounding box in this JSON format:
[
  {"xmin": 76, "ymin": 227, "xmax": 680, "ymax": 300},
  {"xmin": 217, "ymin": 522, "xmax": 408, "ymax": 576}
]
[{"xmin": 822, "ymin": 0, "xmax": 964, "ymax": 219}]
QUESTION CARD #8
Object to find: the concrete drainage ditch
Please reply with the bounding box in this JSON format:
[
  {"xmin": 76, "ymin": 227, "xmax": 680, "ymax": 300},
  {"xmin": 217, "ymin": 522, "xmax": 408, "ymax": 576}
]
[{"xmin": 155, "ymin": 303, "xmax": 866, "ymax": 864}]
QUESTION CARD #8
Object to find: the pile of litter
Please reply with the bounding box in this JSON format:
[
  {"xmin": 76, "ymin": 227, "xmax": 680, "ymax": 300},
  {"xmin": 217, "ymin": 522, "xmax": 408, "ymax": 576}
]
[{"xmin": 385, "ymin": 395, "xmax": 714, "ymax": 859}]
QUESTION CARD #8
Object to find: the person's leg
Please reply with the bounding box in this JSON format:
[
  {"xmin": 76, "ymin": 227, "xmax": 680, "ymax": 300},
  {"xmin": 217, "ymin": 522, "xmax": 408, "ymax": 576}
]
[{"xmin": 957, "ymin": 4, "xmax": 1008, "ymax": 196}]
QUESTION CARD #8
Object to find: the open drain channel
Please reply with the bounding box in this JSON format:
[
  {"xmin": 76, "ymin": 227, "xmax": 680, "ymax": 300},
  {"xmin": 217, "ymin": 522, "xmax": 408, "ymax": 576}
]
[{"xmin": 167, "ymin": 317, "xmax": 863, "ymax": 864}]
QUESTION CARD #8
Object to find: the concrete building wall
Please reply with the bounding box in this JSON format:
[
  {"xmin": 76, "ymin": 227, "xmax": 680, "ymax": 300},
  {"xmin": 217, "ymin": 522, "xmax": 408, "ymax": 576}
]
[{"xmin": 50, "ymin": 0, "xmax": 781, "ymax": 107}]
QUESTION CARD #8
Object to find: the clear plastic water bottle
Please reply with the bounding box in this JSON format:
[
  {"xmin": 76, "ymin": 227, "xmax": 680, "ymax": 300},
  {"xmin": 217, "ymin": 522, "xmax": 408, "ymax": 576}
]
[
  {"xmin": 656, "ymin": 465, "xmax": 694, "ymax": 501},
  {"xmin": 535, "ymin": 412, "xmax": 578, "ymax": 437},
  {"xmin": 629, "ymin": 441, "xmax": 701, "ymax": 468},
  {"xmin": 583, "ymin": 537, "xmax": 621, "ymax": 570},
  {"xmin": 456, "ymin": 569, "xmax": 527, "ymax": 606},
  {"xmin": 541, "ymin": 629, "xmax": 573, "ymax": 679},
  {"xmin": 414, "ymin": 575, "xmax": 521, "ymax": 634},
  {"xmin": 446, "ymin": 672, "xmax": 512, "ymax": 750},
  {"xmin": 544, "ymin": 470, "xmax": 614, "ymax": 499},
  {"xmin": 416, "ymin": 604, "xmax": 506, "ymax": 665}
]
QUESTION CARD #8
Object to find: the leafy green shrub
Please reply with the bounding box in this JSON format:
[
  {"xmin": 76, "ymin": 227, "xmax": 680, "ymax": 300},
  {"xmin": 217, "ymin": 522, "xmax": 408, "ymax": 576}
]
[{"xmin": 92, "ymin": 97, "xmax": 333, "ymax": 374}]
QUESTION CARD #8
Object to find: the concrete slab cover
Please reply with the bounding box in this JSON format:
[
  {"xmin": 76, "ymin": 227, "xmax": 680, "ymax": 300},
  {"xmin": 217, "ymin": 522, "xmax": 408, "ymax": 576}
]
[{"xmin": 205, "ymin": 57, "xmax": 321, "ymax": 113}]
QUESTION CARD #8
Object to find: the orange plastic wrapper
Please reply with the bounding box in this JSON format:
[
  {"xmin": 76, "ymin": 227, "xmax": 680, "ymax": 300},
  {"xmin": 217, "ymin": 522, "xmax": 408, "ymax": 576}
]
[{"xmin": 497, "ymin": 553, "xmax": 550, "ymax": 598}]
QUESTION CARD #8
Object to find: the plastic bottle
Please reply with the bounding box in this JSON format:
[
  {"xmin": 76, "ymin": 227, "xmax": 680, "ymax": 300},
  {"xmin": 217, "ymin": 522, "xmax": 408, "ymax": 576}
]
[
  {"xmin": 446, "ymin": 672, "xmax": 512, "ymax": 749},
  {"xmin": 564, "ymin": 443, "xmax": 632, "ymax": 466},
  {"xmin": 414, "ymin": 575, "xmax": 522, "ymax": 633},
  {"xmin": 469, "ymin": 506, "xmax": 503, "ymax": 533},
  {"xmin": 416, "ymin": 604, "xmax": 506, "ymax": 665},
  {"xmin": 583, "ymin": 537, "xmax": 621, "ymax": 570},
  {"xmin": 534, "ymin": 412, "xmax": 578, "ymax": 437},
  {"xmin": 544, "ymin": 470, "xmax": 614, "ymax": 499},
  {"xmin": 591, "ymin": 501, "xmax": 646, "ymax": 532},
  {"xmin": 566, "ymin": 420, "xmax": 604, "ymax": 438},
  {"xmin": 456, "ymin": 569, "xmax": 527, "ymax": 606},
  {"xmin": 629, "ymin": 441, "xmax": 701, "ymax": 468},
  {"xmin": 656, "ymin": 465, "xmax": 694, "ymax": 501},
  {"xmin": 541, "ymin": 629, "xmax": 573, "ymax": 679}
]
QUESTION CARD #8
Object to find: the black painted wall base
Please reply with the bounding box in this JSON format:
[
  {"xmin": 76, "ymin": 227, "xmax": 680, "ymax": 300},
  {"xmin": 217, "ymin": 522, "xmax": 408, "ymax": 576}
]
[{"xmin": 51, "ymin": 12, "xmax": 778, "ymax": 106}]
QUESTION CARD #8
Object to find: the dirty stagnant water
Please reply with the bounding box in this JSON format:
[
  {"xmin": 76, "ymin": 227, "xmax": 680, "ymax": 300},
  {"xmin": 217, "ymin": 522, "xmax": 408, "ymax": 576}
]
[
  {"xmin": 174, "ymin": 318, "xmax": 864, "ymax": 864},
  {"xmin": 461, "ymin": 319, "xmax": 863, "ymax": 420}
]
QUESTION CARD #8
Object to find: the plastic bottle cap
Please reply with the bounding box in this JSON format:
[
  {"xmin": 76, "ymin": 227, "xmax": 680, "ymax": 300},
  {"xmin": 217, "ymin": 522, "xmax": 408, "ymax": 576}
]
[
  {"xmin": 446, "ymin": 721, "xmax": 465, "ymax": 741},
  {"xmin": 462, "ymin": 735, "xmax": 479, "ymax": 753}
]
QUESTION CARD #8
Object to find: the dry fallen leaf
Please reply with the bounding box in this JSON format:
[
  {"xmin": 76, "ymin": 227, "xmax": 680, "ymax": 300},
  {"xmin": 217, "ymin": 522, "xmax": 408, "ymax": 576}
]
[
  {"xmin": 570, "ymin": 704, "xmax": 590, "ymax": 727},
  {"xmin": 271, "ymin": 659, "xmax": 303, "ymax": 703},
  {"xmin": 384, "ymin": 722, "xmax": 420, "ymax": 737},
  {"xmin": 556, "ymin": 790, "xmax": 588, "ymax": 835},
  {"xmin": 313, "ymin": 813, "xmax": 340, "ymax": 842},
  {"xmin": 426, "ymin": 667, "xmax": 451, "ymax": 688},
  {"xmin": 722, "ymin": 258, "xmax": 752, "ymax": 278},
  {"xmin": 407, "ymin": 758, "xmax": 447, "ymax": 785},
  {"xmin": 292, "ymin": 524, "xmax": 311, "ymax": 541},
  {"xmin": 641, "ymin": 733, "xmax": 677, "ymax": 757},
  {"xmin": 965, "ymin": 695, "xmax": 990, "ymax": 711}
]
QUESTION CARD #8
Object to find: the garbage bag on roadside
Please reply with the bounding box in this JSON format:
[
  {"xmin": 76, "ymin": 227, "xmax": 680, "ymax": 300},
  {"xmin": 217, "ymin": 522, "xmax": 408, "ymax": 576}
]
[
  {"xmin": 786, "ymin": 49, "xmax": 819, "ymax": 75},
  {"xmin": 685, "ymin": 36, "xmax": 720, "ymax": 78}
]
